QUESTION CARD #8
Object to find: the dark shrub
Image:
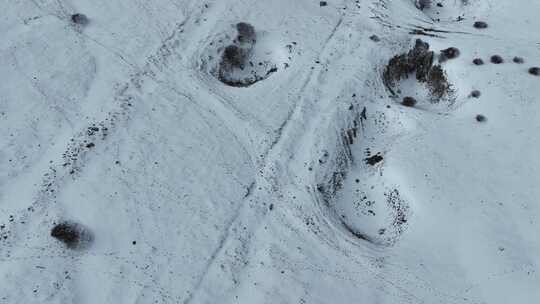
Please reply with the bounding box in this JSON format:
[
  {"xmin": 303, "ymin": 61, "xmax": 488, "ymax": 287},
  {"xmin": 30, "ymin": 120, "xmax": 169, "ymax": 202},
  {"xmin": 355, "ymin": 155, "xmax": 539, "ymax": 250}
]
[
  {"xmin": 402, "ymin": 96, "xmax": 417, "ymax": 107},
  {"xmin": 529, "ymin": 67, "xmax": 540, "ymax": 76},
  {"xmin": 427, "ymin": 65, "xmax": 451, "ymax": 100},
  {"xmin": 440, "ymin": 47, "xmax": 460, "ymax": 61},
  {"xmin": 383, "ymin": 39, "xmax": 451, "ymax": 101},
  {"xmin": 470, "ymin": 90, "xmax": 481, "ymax": 98},
  {"xmin": 476, "ymin": 114, "xmax": 487, "ymax": 122},
  {"xmin": 51, "ymin": 221, "xmax": 92, "ymax": 249},
  {"xmin": 320, "ymin": 1, "xmax": 328, "ymax": 6},
  {"xmin": 222, "ymin": 45, "xmax": 246, "ymax": 67},
  {"xmin": 369, "ymin": 35, "xmax": 380, "ymax": 42},
  {"xmin": 473, "ymin": 58, "xmax": 484, "ymax": 65},
  {"xmin": 513, "ymin": 57, "xmax": 524, "ymax": 64},
  {"xmin": 490, "ymin": 55, "xmax": 504, "ymax": 64},
  {"xmin": 415, "ymin": 0, "xmax": 432, "ymax": 10},
  {"xmin": 71, "ymin": 13, "xmax": 89, "ymax": 25},
  {"xmin": 473, "ymin": 21, "xmax": 488, "ymax": 29},
  {"xmin": 236, "ymin": 22, "xmax": 256, "ymax": 45}
]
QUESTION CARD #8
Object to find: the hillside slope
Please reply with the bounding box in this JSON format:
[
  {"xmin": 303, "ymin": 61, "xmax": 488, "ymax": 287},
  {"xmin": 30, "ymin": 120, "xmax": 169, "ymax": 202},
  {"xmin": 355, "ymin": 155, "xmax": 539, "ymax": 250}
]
[{"xmin": 1, "ymin": 0, "xmax": 539, "ymax": 303}]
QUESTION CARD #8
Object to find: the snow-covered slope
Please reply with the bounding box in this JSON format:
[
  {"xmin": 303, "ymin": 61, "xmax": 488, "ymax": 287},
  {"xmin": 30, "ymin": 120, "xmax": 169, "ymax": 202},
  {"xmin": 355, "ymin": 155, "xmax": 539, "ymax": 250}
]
[{"xmin": 1, "ymin": 0, "xmax": 539, "ymax": 303}]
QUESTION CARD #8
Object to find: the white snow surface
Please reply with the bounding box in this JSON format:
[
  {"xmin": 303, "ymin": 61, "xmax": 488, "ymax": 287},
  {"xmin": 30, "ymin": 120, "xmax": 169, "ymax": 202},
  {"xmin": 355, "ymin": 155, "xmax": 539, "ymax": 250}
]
[{"xmin": 1, "ymin": 0, "xmax": 540, "ymax": 303}]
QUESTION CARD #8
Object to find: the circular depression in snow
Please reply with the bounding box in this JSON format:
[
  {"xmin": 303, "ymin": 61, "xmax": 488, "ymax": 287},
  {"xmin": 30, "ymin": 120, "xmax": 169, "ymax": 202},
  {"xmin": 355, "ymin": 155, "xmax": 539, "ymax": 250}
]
[{"xmin": 199, "ymin": 22, "xmax": 293, "ymax": 87}]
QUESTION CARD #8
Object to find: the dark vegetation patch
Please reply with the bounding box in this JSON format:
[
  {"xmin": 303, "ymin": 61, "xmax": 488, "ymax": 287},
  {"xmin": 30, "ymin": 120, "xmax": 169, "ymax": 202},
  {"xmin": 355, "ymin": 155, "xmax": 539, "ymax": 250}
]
[
  {"xmin": 473, "ymin": 58, "xmax": 484, "ymax": 66},
  {"xmin": 470, "ymin": 90, "xmax": 481, "ymax": 98},
  {"xmin": 216, "ymin": 22, "xmax": 280, "ymax": 87},
  {"xmin": 402, "ymin": 96, "xmax": 417, "ymax": 107},
  {"xmin": 476, "ymin": 114, "xmax": 487, "ymax": 122},
  {"xmin": 490, "ymin": 55, "xmax": 504, "ymax": 64},
  {"xmin": 369, "ymin": 35, "xmax": 380, "ymax": 42},
  {"xmin": 71, "ymin": 13, "xmax": 89, "ymax": 26},
  {"xmin": 236, "ymin": 22, "xmax": 256, "ymax": 45},
  {"xmin": 529, "ymin": 67, "xmax": 540, "ymax": 76},
  {"xmin": 439, "ymin": 47, "xmax": 460, "ymax": 62},
  {"xmin": 426, "ymin": 65, "xmax": 450, "ymax": 99},
  {"xmin": 415, "ymin": 0, "xmax": 432, "ymax": 10},
  {"xmin": 383, "ymin": 39, "xmax": 452, "ymax": 102},
  {"xmin": 473, "ymin": 21, "xmax": 488, "ymax": 29},
  {"xmin": 513, "ymin": 57, "xmax": 524, "ymax": 64},
  {"xmin": 51, "ymin": 221, "xmax": 92, "ymax": 249},
  {"xmin": 320, "ymin": 1, "xmax": 328, "ymax": 7},
  {"xmin": 365, "ymin": 154, "xmax": 384, "ymax": 166},
  {"xmin": 385, "ymin": 189, "xmax": 409, "ymax": 240}
]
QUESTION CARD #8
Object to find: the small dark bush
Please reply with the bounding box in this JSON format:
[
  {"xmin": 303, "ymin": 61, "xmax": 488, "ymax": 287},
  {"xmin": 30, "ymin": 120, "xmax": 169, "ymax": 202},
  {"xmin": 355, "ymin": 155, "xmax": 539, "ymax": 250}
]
[
  {"xmin": 402, "ymin": 96, "xmax": 417, "ymax": 107},
  {"xmin": 383, "ymin": 39, "xmax": 451, "ymax": 101},
  {"xmin": 369, "ymin": 35, "xmax": 380, "ymax": 42},
  {"xmin": 470, "ymin": 90, "xmax": 481, "ymax": 98},
  {"xmin": 476, "ymin": 114, "xmax": 487, "ymax": 122},
  {"xmin": 51, "ymin": 221, "xmax": 92, "ymax": 249},
  {"xmin": 473, "ymin": 21, "xmax": 488, "ymax": 29},
  {"xmin": 513, "ymin": 57, "xmax": 524, "ymax": 64},
  {"xmin": 236, "ymin": 22, "xmax": 256, "ymax": 45},
  {"xmin": 427, "ymin": 65, "xmax": 451, "ymax": 100},
  {"xmin": 222, "ymin": 45, "xmax": 246, "ymax": 67},
  {"xmin": 440, "ymin": 47, "xmax": 460, "ymax": 61},
  {"xmin": 71, "ymin": 13, "xmax": 89, "ymax": 26},
  {"xmin": 490, "ymin": 55, "xmax": 504, "ymax": 64},
  {"xmin": 473, "ymin": 58, "xmax": 484, "ymax": 66},
  {"xmin": 320, "ymin": 1, "xmax": 328, "ymax": 6},
  {"xmin": 415, "ymin": 0, "xmax": 432, "ymax": 10},
  {"xmin": 529, "ymin": 67, "xmax": 540, "ymax": 76}
]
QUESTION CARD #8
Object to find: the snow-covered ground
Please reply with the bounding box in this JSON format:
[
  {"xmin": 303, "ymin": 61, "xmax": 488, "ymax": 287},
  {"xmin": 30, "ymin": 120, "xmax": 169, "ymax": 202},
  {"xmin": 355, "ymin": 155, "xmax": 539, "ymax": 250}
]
[{"xmin": 1, "ymin": 0, "xmax": 540, "ymax": 303}]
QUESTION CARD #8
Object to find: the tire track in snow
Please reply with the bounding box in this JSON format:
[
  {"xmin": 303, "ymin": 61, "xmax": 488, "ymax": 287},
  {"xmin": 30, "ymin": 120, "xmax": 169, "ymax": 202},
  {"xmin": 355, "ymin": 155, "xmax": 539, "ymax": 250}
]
[{"xmin": 182, "ymin": 13, "xmax": 349, "ymax": 304}]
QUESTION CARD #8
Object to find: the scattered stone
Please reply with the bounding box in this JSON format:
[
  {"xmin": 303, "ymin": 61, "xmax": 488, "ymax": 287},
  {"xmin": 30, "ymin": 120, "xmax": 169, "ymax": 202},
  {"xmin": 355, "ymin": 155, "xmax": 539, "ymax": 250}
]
[
  {"xmin": 402, "ymin": 96, "xmax": 417, "ymax": 107},
  {"xmin": 473, "ymin": 21, "xmax": 488, "ymax": 29},
  {"xmin": 490, "ymin": 55, "xmax": 504, "ymax": 64}
]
